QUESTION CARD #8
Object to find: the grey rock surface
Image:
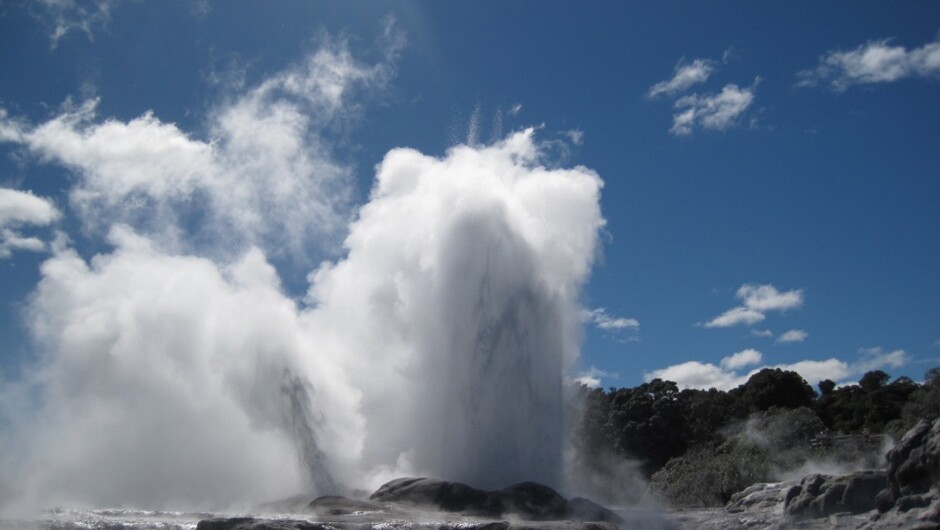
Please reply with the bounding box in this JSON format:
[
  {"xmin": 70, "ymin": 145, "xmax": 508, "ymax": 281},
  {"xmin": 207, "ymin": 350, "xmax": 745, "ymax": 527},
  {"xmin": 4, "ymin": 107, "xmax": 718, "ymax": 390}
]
[
  {"xmin": 859, "ymin": 417, "xmax": 940, "ymax": 529},
  {"xmin": 784, "ymin": 471, "xmax": 887, "ymax": 520}
]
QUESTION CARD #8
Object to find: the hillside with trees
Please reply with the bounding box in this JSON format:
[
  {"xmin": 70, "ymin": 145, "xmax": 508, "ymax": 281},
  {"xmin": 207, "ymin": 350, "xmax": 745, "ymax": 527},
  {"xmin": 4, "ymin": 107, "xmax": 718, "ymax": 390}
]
[{"xmin": 574, "ymin": 368, "xmax": 940, "ymax": 507}]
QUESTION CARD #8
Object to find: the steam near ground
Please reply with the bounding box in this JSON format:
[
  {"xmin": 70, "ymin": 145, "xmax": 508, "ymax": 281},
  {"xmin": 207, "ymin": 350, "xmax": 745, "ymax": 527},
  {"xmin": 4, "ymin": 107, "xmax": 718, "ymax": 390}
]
[{"xmin": 0, "ymin": 35, "xmax": 609, "ymax": 513}]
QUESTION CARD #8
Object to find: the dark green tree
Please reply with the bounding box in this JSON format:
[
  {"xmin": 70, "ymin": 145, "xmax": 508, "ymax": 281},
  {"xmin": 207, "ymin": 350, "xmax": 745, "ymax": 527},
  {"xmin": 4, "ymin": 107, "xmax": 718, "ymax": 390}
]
[{"xmin": 736, "ymin": 368, "xmax": 815, "ymax": 412}]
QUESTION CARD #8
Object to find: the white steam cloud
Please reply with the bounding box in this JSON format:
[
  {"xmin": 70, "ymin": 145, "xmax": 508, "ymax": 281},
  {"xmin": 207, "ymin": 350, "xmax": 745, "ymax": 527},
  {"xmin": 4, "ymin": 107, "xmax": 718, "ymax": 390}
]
[
  {"xmin": 0, "ymin": 37, "xmax": 397, "ymax": 262},
  {"xmin": 0, "ymin": 38, "xmax": 605, "ymax": 511}
]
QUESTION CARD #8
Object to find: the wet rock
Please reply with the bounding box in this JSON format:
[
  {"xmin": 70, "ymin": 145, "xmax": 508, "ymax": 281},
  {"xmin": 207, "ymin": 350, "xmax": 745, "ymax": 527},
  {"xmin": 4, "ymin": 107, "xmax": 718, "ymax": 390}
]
[
  {"xmin": 306, "ymin": 495, "xmax": 386, "ymax": 516},
  {"xmin": 196, "ymin": 518, "xmax": 334, "ymax": 530},
  {"xmin": 369, "ymin": 477, "xmax": 622, "ymax": 524}
]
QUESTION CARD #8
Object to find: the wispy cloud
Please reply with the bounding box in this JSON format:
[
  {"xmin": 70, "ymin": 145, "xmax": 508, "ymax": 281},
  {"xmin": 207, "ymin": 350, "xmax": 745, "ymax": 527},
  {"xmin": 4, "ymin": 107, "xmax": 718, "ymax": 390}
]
[
  {"xmin": 798, "ymin": 36, "xmax": 940, "ymax": 91},
  {"xmin": 855, "ymin": 347, "xmax": 909, "ymax": 373},
  {"xmin": 646, "ymin": 347, "xmax": 909, "ymax": 391},
  {"xmin": 706, "ymin": 306, "xmax": 766, "ymax": 328},
  {"xmin": 751, "ymin": 329, "xmax": 774, "ymax": 338},
  {"xmin": 671, "ymin": 80, "xmax": 758, "ymax": 136},
  {"xmin": 648, "ymin": 58, "xmax": 716, "ymax": 98},
  {"xmin": 703, "ymin": 283, "xmax": 804, "ymax": 328},
  {"xmin": 582, "ymin": 307, "xmax": 639, "ymax": 341},
  {"xmin": 31, "ymin": 0, "xmax": 123, "ymax": 47},
  {"xmin": 565, "ymin": 129, "xmax": 584, "ymax": 145},
  {"xmin": 0, "ymin": 188, "xmax": 61, "ymax": 258},
  {"xmin": 777, "ymin": 329, "xmax": 809, "ymax": 344}
]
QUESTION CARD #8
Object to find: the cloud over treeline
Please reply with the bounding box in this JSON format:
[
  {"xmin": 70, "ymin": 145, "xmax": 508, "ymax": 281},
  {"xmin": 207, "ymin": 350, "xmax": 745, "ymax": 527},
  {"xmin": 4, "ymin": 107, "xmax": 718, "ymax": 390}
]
[{"xmin": 645, "ymin": 347, "xmax": 909, "ymax": 391}]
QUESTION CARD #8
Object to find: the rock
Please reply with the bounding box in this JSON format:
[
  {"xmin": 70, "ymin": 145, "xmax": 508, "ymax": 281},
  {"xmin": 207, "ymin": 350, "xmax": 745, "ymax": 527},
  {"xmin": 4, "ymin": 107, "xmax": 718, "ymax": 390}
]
[
  {"xmin": 858, "ymin": 418, "xmax": 940, "ymax": 529},
  {"xmin": 726, "ymin": 480, "xmax": 797, "ymax": 514},
  {"xmin": 369, "ymin": 477, "xmax": 622, "ymax": 524},
  {"xmin": 876, "ymin": 418, "xmax": 940, "ymax": 511},
  {"xmin": 783, "ymin": 470, "xmax": 887, "ymax": 520},
  {"xmin": 369, "ymin": 477, "xmax": 493, "ymax": 514},
  {"xmin": 196, "ymin": 518, "xmax": 333, "ymax": 530},
  {"xmin": 306, "ymin": 495, "xmax": 386, "ymax": 516}
]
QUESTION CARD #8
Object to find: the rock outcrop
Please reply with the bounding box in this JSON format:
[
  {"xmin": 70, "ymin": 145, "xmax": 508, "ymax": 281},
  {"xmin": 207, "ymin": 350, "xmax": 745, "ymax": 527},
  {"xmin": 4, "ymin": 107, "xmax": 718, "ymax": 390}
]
[
  {"xmin": 861, "ymin": 417, "xmax": 940, "ymax": 529},
  {"xmin": 197, "ymin": 477, "xmax": 623, "ymax": 530},
  {"xmin": 783, "ymin": 471, "xmax": 887, "ymax": 520},
  {"xmin": 369, "ymin": 477, "xmax": 623, "ymax": 524}
]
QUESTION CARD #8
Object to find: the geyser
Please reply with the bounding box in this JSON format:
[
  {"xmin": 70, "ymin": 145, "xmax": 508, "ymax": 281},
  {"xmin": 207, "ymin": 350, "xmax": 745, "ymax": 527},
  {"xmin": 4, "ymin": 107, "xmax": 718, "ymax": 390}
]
[
  {"xmin": 0, "ymin": 38, "xmax": 605, "ymax": 509},
  {"xmin": 305, "ymin": 131, "xmax": 605, "ymax": 492}
]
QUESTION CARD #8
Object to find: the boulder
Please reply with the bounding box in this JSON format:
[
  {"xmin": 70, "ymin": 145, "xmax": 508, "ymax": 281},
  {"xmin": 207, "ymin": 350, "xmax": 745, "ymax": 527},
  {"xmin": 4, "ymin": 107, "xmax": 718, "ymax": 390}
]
[
  {"xmin": 306, "ymin": 495, "xmax": 387, "ymax": 516},
  {"xmin": 783, "ymin": 470, "xmax": 887, "ymax": 519},
  {"xmin": 877, "ymin": 418, "xmax": 940, "ymax": 510},
  {"xmin": 196, "ymin": 518, "xmax": 333, "ymax": 530},
  {"xmin": 369, "ymin": 477, "xmax": 622, "ymax": 524},
  {"xmin": 726, "ymin": 480, "xmax": 797, "ymax": 515},
  {"xmin": 860, "ymin": 418, "xmax": 940, "ymax": 529}
]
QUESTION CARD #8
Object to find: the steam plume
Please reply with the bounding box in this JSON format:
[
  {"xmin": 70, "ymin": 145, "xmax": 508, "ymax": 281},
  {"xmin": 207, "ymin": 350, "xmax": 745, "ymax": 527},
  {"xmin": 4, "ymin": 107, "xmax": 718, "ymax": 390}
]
[{"xmin": 0, "ymin": 40, "xmax": 604, "ymax": 511}]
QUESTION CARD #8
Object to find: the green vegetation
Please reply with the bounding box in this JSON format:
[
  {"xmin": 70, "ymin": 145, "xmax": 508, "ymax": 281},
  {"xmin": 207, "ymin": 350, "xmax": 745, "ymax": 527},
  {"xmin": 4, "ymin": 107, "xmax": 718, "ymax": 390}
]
[{"xmin": 575, "ymin": 368, "xmax": 940, "ymax": 507}]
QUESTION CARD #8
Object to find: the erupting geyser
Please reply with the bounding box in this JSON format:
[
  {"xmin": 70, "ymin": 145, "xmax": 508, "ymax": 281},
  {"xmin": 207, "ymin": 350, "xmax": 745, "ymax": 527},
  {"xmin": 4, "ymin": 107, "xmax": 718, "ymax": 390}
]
[{"xmin": 0, "ymin": 122, "xmax": 604, "ymax": 510}]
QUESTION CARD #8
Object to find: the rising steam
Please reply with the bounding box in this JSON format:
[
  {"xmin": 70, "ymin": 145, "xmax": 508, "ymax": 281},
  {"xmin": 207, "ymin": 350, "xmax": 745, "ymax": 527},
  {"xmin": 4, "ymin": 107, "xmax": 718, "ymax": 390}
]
[{"xmin": 0, "ymin": 37, "xmax": 604, "ymax": 512}]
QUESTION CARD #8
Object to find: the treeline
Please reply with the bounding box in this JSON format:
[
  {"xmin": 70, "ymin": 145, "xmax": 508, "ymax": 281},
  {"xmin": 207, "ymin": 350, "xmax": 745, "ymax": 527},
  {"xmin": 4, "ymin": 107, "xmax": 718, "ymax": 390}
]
[{"xmin": 574, "ymin": 368, "xmax": 940, "ymax": 506}]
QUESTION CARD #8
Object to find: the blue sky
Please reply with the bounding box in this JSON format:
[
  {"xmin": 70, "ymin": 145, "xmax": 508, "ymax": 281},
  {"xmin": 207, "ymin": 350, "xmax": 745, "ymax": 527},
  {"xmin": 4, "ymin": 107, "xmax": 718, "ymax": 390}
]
[{"xmin": 1, "ymin": 1, "xmax": 939, "ymax": 394}]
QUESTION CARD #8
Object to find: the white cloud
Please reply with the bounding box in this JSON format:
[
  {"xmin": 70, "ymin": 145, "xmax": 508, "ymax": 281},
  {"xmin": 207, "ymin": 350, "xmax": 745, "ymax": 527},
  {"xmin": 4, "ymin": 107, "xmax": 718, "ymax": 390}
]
[
  {"xmin": 649, "ymin": 59, "xmax": 716, "ymax": 98},
  {"xmin": 704, "ymin": 306, "xmax": 766, "ymax": 328},
  {"xmin": 720, "ymin": 349, "xmax": 763, "ymax": 370},
  {"xmin": 509, "ymin": 103, "xmax": 523, "ymax": 115},
  {"xmin": 581, "ymin": 307, "xmax": 639, "ymax": 331},
  {"xmin": 581, "ymin": 307, "xmax": 639, "ymax": 342},
  {"xmin": 704, "ymin": 283, "xmax": 803, "ymax": 328},
  {"xmin": 856, "ymin": 347, "xmax": 909, "ymax": 373},
  {"xmin": 799, "ymin": 37, "xmax": 940, "ymax": 91},
  {"xmin": 777, "ymin": 329, "xmax": 809, "ymax": 344},
  {"xmin": 572, "ymin": 366, "xmax": 619, "ymax": 389},
  {"xmin": 670, "ymin": 82, "xmax": 757, "ymax": 136},
  {"xmin": 0, "ymin": 188, "xmax": 61, "ymax": 258},
  {"xmin": 737, "ymin": 284, "xmax": 804, "ymax": 312},
  {"xmin": 646, "ymin": 346, "xmax": 910, "ymax": 391},
  {"xmin": 0, "ymin": 36, "xmax": 400, "ymax": 263},
  {"xmin": 0, "ymin": 188, "xmax": 60, "ymax": 227},
  {"xmin": 646, "ymin": 361, "xmax": 745, "ymax": 391},
  {"xmin": 751, "ymin": 329, "xmax": 773, "ymax": 338}
]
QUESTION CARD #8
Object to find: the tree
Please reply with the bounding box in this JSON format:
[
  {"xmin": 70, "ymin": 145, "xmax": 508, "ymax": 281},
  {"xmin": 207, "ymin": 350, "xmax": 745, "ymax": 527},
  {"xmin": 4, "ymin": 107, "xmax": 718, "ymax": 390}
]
[
  {"xmin": 818, "ymin": 379, "xmax": 836, "ymax": 396},
  {"xmin": 606, "ymin": 379, "xmax": 689, "ymax": 476},
  {"xmin": 737, "ymin": 369, "xmax": 815, "ymax": 412},
  {"xmin": 859, "ymin": 370, "xmax": 890, "ymax": 394}
]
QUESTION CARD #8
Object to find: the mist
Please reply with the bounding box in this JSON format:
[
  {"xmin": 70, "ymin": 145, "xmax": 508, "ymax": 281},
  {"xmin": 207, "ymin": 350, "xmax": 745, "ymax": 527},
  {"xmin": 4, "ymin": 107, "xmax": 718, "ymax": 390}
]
[{"xmin": 0, "ymin": 36, "xmax": 605, "ymax": 512}]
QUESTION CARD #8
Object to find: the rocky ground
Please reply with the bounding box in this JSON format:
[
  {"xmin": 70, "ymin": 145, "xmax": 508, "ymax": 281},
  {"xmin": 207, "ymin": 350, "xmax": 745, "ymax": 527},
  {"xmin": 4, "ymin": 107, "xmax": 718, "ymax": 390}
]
[{"xmin": 197, "ymin": 418, "xmax": 940, "ymax": 530}]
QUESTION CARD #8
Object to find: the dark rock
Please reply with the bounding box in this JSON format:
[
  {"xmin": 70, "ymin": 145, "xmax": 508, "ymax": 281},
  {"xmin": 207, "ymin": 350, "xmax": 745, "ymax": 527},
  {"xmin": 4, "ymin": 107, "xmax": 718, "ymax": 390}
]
[
  {"xmin": 566, "ymin": 497, "xmax": 621, "ymax": 523},
  {"xmin": 369, "ymin": 477, "xmax": 492, "ymax": 514},
  {"xmin": 196, "ymin": 517, "xmax": 334, "ymax": 530},
  {"xmin": 784, "ymin": 470, "xmax": 887, "ymax": 519},
  {"xmin": 306, "ymin": 495, "xmax": 386, "ymax": 516},
  {"xmin": 492, "ymin": 481, "xmax": 569, "ymax": 520},
  {"xmin": 369, "ymin": 477, "xmax": 622, "ymax": 523}
]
